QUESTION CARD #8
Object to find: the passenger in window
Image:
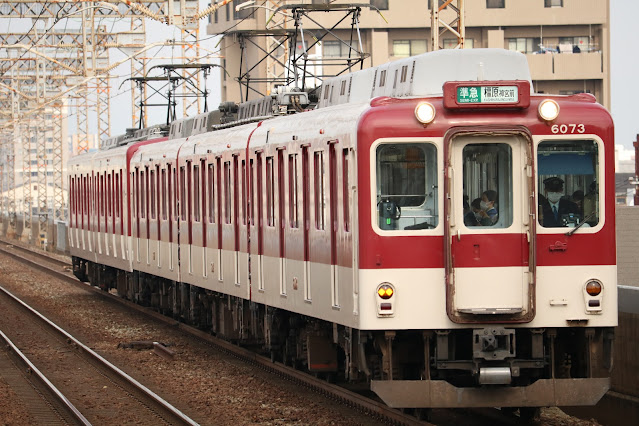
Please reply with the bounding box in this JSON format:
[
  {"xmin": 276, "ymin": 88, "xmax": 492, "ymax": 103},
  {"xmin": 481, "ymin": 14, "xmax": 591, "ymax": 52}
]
[
  {"xmin": 539, "ymin": 177, "xmax": 580, "ymax": 227},
  {"xmin": 464, "ymin": 198, "xmax": 482, "ymax": 227},
  {"xmin": 478, "ymin": 190, "xmax": 498, "ymax": 226},
  {"xmin": 583, "ymin": 181, "xmax": 598, "ymax": 225},
  {"xmin": 571, "ymin": 190, "xmax": 585, "ymax": 213}
]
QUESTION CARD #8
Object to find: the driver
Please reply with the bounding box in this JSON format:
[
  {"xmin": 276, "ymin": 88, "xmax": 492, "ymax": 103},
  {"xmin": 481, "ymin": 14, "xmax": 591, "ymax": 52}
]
[{"xmin": 539, "ymin": 177, "xmax": 580, "ymax": 227}]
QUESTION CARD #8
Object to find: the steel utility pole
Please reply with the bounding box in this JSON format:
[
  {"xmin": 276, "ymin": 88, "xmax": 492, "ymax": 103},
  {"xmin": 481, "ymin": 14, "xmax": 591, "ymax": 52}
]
[{"xmin": 431, "ymin": 0, "xmax": 465, "ymax": 51}]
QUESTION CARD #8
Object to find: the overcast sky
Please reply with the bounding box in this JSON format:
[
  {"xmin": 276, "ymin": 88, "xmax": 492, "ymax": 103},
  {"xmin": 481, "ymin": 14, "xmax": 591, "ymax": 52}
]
[{"xmin": 610, "ymin": 0, "xmax": 639, "ymax": 149}]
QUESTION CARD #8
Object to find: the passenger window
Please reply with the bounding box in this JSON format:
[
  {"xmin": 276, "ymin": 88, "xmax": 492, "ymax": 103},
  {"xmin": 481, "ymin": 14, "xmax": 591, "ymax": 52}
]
[
  {"xmin": 537, "ymin": 140, "xmax": 599, "ymax": 228},
  {"xmin": 375, "ymin": 142, "xmax": 438, "ymax": 231},
  {"xmin": 193, "ymin": 165, "xmax": 200, "ymax": 222},
  {"xmin": 461, "ymin": 143, "xmax": 513, "ymax": 229}
]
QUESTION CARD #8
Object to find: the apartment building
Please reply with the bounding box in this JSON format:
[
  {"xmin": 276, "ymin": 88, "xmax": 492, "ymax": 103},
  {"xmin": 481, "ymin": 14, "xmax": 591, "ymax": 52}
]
[{"xmin": 207, "ymin": 0, "xmax": 610, "ymax": 109}]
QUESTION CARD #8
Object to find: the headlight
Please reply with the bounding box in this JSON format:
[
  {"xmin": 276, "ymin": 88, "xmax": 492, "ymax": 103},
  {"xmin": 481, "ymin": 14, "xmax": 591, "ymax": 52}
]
[
  {"xmin": 415, "ymin": 102, "xmax": 436, "ymax": 125},
  {"xmin": 538, "ymin": 99, "xmax": 560, "ymax": 121}
]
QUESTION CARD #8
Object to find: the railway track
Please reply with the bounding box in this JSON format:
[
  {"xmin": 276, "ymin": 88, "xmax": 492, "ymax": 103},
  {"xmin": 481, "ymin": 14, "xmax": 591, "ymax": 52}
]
[
  {"xmin": 0, "ymin": 282, "xmax": 198, "ymax": 425},
  {"xmin": 0, "ymin": 327, "xmax": 90, "ymax": 425},
  {"xmin": 0, "ymin": 241, "xmax": 533, "ymax": 425}
]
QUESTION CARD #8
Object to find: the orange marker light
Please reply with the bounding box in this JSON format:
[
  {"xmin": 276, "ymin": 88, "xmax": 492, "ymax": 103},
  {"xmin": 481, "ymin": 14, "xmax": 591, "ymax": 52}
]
[{"xmin": 585, "ymin": 280, "xmax": 602, "ymax": 296}]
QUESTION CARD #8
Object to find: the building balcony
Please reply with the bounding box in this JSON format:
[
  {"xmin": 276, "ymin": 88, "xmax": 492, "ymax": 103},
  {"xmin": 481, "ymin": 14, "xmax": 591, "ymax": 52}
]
[{"xmin": 526, "ymin": 51, "xmax": 604, "ymax": 81}]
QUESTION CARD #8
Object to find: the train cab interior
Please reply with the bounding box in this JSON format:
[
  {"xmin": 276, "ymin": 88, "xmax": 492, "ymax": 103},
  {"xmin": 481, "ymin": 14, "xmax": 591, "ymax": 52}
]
[
  {"xmin": 375, "ymin": 142, "xmax": 439, "ymax": 231},
  {"xmin": 536, "ymin": 139, "xmax": 599, "ymax": 229}
]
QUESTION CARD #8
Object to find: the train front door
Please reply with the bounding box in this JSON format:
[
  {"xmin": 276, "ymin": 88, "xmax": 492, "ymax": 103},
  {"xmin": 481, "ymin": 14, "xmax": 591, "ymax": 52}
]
[{"xmin": 445, "ymin": 132, "xmax": 535, "ymax": 323}]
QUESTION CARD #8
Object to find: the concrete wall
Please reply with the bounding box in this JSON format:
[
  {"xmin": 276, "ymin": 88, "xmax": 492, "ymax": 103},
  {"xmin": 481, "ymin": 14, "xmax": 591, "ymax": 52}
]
[{"xmin": 616, "ymin": 206, "xmax": 639, "ymax": 287}]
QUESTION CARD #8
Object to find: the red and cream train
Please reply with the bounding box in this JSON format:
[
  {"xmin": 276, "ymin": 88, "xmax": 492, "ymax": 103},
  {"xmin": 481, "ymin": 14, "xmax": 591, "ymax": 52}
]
[{"xmin": 68, "ymin": 49, "xmax": 616, "ymax": 414}]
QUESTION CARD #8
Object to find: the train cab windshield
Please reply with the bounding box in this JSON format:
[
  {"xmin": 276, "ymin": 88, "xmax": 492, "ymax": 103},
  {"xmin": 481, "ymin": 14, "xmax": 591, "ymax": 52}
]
[
  {"xmin": 375, "ymin": 142, "xmax": 438, "ymax": 231},
  {"xmin": 537, "ymin": 139, "xmax": 599, "ymax": 228}
]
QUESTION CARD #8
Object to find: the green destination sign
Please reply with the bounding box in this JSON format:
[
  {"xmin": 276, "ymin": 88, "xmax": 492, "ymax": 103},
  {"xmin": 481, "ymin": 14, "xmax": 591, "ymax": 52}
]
[{"xmin": 456, "ymin": 86, "xmax": 518, "ymax": 104}]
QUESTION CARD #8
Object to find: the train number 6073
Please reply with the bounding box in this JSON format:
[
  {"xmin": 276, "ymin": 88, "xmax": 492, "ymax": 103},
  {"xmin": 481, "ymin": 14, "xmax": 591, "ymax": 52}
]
[{"xmin": 551, "ymin": 123, "xmax": 585, "ymax": 134}]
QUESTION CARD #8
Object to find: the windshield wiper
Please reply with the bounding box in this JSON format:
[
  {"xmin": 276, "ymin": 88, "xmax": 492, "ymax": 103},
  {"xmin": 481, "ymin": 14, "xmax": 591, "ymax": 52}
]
[{"xmin": 565, "ymin": 212, "xmax": 596, "ymax": 236}]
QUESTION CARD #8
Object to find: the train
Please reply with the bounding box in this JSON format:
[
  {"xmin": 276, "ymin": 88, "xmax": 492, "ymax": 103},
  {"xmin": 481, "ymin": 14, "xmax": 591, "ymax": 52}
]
[{"xmin": 68, "ymin": 49, "xmax": 616, "ymax": 419}]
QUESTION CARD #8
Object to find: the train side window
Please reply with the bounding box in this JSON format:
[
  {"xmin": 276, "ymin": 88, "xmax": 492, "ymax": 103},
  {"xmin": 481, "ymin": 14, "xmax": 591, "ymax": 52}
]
[
  {"xmin": 110, "ymin": 172, "xmax": 115, "ymax": 217},
  {"xmin": 314, "ymin": 151, "xmax": 325, "ymax": 230},
  {"xmin": 180, "ymin": 166, "xmax": 186, "ymax": 221},
  {"xmin": 161, "ymin": 168, "xmax": 167, "ymax": 220},
  {"xmin": 119, "ymin": 171, "xmax": 123, "ymax": 222},
  {"xmin": 143, "ymin": 168, "xmax": 148, "ymax": 219},
  {"xmin": 289, "ymin": 154, "xmax": 298, "ymax": 228},
  {"xmin": 461, "ymin": 143, "xmax": 513, "ymax": 229},
  {"xmin": 208, "ymin": 163, "xmax": 215, "ymax": 223},
  {"xmin": 224, "ymin": 161, "xmax": 231, "ymax": 224},
  {"xmin": 100, "ymin": 175, "xmax": 105, "ymax": 217},
  {"xmin": 193, "ymin": 164, "xmax": 200, "ymax": 222},
  {"xmin": 85, "ymin": 176, "xmax": 89, "ymax": 217},
  {"xmin": 234, "ymin": 156, "xmax": 240, "ymax": 227},
  {"xmin": 537, "ymin": 139, "xmax": 599, "ymax": 228},
  {"xmin": 278, "ymin": 150, "xmax": 285, "ymax": 231},
  {"xmin": 375, "ymin": 142, "xmax": 438, "ymax": 231},
  {"xmin": 150, "ymin": 169, "xmax": 156, "ymax": 220},
  {"xmin": 343, "ymin": 148, "xmax": 350, "ymax": 232},
  {"xmin": 115, "ymin": 173, "xmax": 119, "ymax": 218},
  {"xmin": 241, "ymin": 159, "xmax": 247, "ymax": 225},
  {"xmin": 266, "ymin": 156, "xmax": 274, "ymax": 227},
  {"xmin": 167, "ymin": 166, "xmax": 173, "ymax": 221},
  {"xmin": 133, "ymin": 171, "xmax": 138, "ymax": 219}
]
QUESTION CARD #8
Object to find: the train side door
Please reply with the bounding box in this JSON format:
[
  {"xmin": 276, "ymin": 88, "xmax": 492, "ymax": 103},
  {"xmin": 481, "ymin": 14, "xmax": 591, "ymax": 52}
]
[{"xmin": 445, "ymin": 132, "xmax": 535, "ymax": 323}]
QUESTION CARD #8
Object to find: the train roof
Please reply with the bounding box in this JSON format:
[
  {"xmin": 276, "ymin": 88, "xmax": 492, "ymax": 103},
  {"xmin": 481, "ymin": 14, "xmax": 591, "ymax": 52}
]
[{"xmin": 319, "ymin": 48, "xmax": 532, "ymax": 108}]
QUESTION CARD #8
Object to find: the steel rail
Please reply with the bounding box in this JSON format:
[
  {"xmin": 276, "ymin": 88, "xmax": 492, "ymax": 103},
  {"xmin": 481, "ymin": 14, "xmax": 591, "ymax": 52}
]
[
  {"xmin": 0, "ymin": 243, "xmax": 427, "ymax": 425},
  {"xmin": 0, "ymin": 277, "xmax": 199, "ymax": 426},
  {"xmin": 0, "ymin": 327, "xmax": 91, "ymax": 426}
]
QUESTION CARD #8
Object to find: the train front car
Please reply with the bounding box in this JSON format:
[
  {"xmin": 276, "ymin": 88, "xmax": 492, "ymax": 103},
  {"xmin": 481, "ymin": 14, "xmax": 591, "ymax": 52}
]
[{"xmin": 356, "ymin": 50, "xmax": 616, "ymax": 412}]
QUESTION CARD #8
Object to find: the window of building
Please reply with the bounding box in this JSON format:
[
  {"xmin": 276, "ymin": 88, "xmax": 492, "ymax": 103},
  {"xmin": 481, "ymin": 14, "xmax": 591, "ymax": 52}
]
[
  {"xmin": 392, "ymin": 39, "xmax": 427, "ymax": 58},
  {"xmin": 507, "ymin": 37, "xmax": 541, "ymax": 54},
  {"xmin": 428, "ymin": 0, "xmax": 448, "ymax": 9},
  {"xmin": 544, "ymin": 0, "xmax": 563, "ymax": 7},
  {"xmin": 234, "ymin": 0, "xmax": 254, "ymax": 19},
  {"xmin": 443, "ymin": 38, "xmax": 474, "ymax": 49},
  {"xmin": 558, "ymin": 36, "xmax": 589, "ymax": 53},
  {"xmin": 370, "ymin": 0, "xmax": 388, "ymax": 10},
  {"xmin": 486, "ymin": 0, "xmax": 505, "ymax": 8}
]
